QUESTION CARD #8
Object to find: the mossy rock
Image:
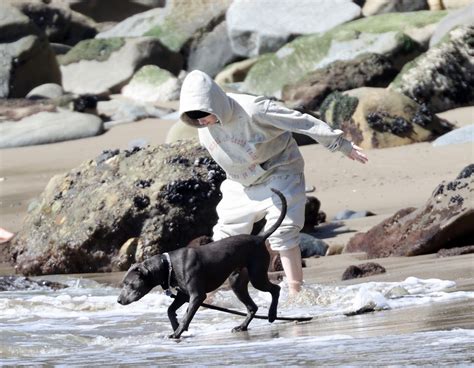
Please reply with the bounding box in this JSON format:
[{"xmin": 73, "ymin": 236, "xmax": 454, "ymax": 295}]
[
  {"xmin": 390, "ymin": 25, "xmax": 474, "ymax": 112},
  {"xmin": 320, "ymin": 87, "xmax": 452, "ymax": 149},
  {"xmin": 59, "ymin": 38, "xmax": 125, "ymax": 65},
  {"xmin": 243, "ymin": 11, "xmax": 447, "ymax": 97}
]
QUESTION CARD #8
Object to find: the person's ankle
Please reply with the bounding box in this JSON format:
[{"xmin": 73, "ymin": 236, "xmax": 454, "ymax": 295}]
[{"xmin": 288, "ymin": 280, "xmax": 302, "ymax": 296}]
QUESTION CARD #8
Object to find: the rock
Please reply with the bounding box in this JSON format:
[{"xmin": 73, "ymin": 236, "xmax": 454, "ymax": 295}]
[
  {"xmin": 68, "ymin": 0, "xmax": 165, "ymax": 23},
  {"xmin": 187, "ymin": 21, "xmax": 237, "ymax": 78},
  {"xmin": 9, "ymin": 141, "xmax": 226, "ymax": 275},
  {"xmin": 390, "ymin": 26, "xmax": 474, "ymax": 113},
  {"xmin": 96, "ymin": 0, "xmax": 232, "ymax": 53},
  {"xmin": 320, "ymin": 87, "xmax": 452, "ymax": 149},
  {"xmin": 0, "ymin": 275, "xmax": 67, "ymax": 291},
  {"xmin": 437, "ymin": 245, "xmax": 474, "ymax": 257},
  {"xmin": 165, "ymin": 120, "xmax": 199, "ymax": 143},
  {"xmin": 362, "ymin": 0, "xmax": 428, "ymax": 16},
  {"xmin": 59, "ymin": 37, "xmax": 183, "ymax": 95},
  {"xmin": 97, "ymin": 97, "xmax": 173, "ymax": 125},
  {"xmin": 432, "ymin": 125, "xmax": 474, "ymax": 147},
  {"xmin": 0, "ymin": 98, "xmax": 57, "ymax": 121},
  {"xmin": 27, "ymin": 83, "xmax": 64, "ymax": 100},
  {"xmin": 302, "ymin": 196, "xmax": 327, "ymax": 231},
  {"xmin": 341, "ymin": 262, "xmax": 386, "ymax": 280},
  {"xmin": 0, "ymin": 110, "xmax": 104, "ymax": 148},
  {"xmin": 9, "ymin": 0, "xmax": 98, "ymax": 46},
  {"xmin": 113, "ymin": 237, "xmax": 140, "ymax": 270},
  {"xmin": 333, "ymin": 210, "xmax": 375, "ymax": 221},
  {"xmin": 0, "ymin": 4, "xmax": 61, "ymax": 98},
  {"xmin": 227, "ymin": 0, "xmax": 361, "ymax": 57},
  {"xmin": 121, "ymin": 65, "xmax": 181, "ymax": 103},
  {"xmin": 345, "ymin": 165, "xmax": 474, "ymax": 258},
  {"xmin": 430, "ymin": 3, "xmax": 474, "ymax": 46},
  {"xmin": 299, "ymin": 234, "xmax": 329, "ymax": 258},
  {"xmin": 215, "ymin": 58, "xmax": 259, "ymax": 86},
  {"xmin": 242, "ymin": 11, "xmax": 446, "ymax": 97},
  {"xmin": 282, "ymin": 53, "xmax": 398, "ymax": 111}
]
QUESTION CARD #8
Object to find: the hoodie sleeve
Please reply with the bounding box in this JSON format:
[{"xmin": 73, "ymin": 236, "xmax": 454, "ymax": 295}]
[{"xmin": 254, "ymin": 99, "xmax": 354, "ymax": 156}]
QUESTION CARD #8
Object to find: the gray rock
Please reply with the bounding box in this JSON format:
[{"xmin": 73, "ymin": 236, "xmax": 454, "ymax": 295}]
[
  {"xmin": 390, "ymin": 26, "xmax": 474, "ymax": 113},
  {"xmin": 299, "ymin": 234, "xmax": 329, "ymax": 258},
  {"xmin": 341, "ymin": 262, "xmax": 386, "ymax": 280},
  {"xmin": 333, "ymin": 210, "xmax": 376, "ymax": 221},
  {"xmin": 430, "ymin": 3, "xmax": 474, "ymax": 46},
  {"xmin": 96, "ymin": 0, "xmax": 232, "ymax": 53},
  {"xmin": 0, "ymin": 4, "xmax": 61, "ymax": 98},
  {"xmin": 10, "ymin": 141, "xmax": 226, "ymax": 275},
  {"xmin": 97, "ymin": 98, "xmax": 173, "ymax": 126},
  {"xmin": 363, "ymin": 0, "xmax": 428, "ymax": 16},
  {"xmin": 227, "ymin": 0, "xmax": 361, "ymax": 57},
  {"xmin": 27, "ymin": 83, "xmax": 64, "ymax": 100},
  {"xmin": 59, "ymin": 37, "xmax": 183, "ymax": 95},
  {"xmin": 187, "ymin": 21, "xmax": 237, "ymax": 78},
  {"xmin": 0, "ymin": 275, "xmax": 67, "ymax": 291},
  {"xmin": 0, "ymin": 110, "xmax": 104, "ymax": 148},
  {"xmin": 432, "ymin": 125, "xmax": 474, "ymax": 147}
]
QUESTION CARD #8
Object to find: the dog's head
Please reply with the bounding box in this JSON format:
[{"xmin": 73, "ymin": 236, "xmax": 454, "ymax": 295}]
[{"xmin": 117, "ymin": 263, "xmax": 155, "ymax": 305}]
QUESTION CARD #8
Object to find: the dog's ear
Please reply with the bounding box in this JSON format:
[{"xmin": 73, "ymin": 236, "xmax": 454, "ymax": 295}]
[{"xmin": 136, "ymin": 263, "xmax": 150, "ymax": 278}]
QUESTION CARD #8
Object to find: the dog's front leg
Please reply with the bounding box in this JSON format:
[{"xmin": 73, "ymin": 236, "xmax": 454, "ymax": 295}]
[
  {"xmin": 169, "ymin": 292, "xmax": 206, "ymax": 339},
  {"xmin": 167, "ymin": 292, "xmax": 188, "ymax": 332}
]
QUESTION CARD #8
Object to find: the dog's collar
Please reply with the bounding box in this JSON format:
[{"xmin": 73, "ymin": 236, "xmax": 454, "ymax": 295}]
[{"xmin": 161, "ymin": 252, "xmax": 174, "ymax": 294}]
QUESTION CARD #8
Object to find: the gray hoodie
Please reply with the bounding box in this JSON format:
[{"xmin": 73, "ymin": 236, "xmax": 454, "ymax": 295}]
[{"xmin": 179, "ymin": 70, "xmax": 353, "ymax": 186}]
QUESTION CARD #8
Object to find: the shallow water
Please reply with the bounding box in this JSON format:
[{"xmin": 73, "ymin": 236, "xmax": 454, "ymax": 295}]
[{"xmin": 1, "ymin": 276, "xmax": 473, "ymax": 366}]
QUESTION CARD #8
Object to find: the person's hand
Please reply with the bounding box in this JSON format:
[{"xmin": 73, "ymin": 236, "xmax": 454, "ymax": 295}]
[{"xmin": 348, "ymin": 144, "xmax": 368, "ymax": 164}]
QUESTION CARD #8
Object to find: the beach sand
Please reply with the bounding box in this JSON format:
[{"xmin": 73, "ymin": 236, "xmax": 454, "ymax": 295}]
[{"xmin": 0, "ymin": 106, "xmax": 472, "ymax": 285}]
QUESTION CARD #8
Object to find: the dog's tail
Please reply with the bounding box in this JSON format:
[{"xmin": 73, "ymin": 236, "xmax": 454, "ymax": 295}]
[{"xmin": 261, "ymin": 188, "xmax": 287, "ymax": 241}]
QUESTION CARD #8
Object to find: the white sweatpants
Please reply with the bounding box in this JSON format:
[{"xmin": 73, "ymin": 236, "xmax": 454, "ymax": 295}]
[{"xmin": 212, "ymin": 173, "xmax": 306, "ymax": 251}]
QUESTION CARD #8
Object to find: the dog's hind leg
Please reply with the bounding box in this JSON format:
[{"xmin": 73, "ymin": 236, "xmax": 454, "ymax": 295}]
[
  {"xmin": 228, "ymin": 269, "xmax": 258, "ymax": 332},
  {"xmin": 167, "ymin": 291, "xmax": 188, "ymax": 332}
]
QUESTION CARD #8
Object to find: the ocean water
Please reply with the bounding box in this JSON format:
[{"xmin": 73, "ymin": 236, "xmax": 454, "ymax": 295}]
[{"xmin": 1, "ymin": 276, "xmax": 473, "ymax": 366}]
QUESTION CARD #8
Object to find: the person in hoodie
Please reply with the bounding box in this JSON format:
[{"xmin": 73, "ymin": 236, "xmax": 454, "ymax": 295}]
[{"xmin": 179, "ymin": 70, "xmax": 368, "ymax": 296}]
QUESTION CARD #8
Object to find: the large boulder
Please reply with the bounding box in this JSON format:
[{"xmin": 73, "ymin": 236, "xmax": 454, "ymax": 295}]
[
  {"xmin": 390, "ymin": 26, "xmax": 474, "ymax": 113},
  {"xmin": 345, "ymin": 165, "xmax": 474, "ymax": 258},
  {"xmin": 282, "ymin": 53, "xmax": 398, "ymax": 110},
  {"xmin": 8, "ymin": 0, "xmax": 98, "ymax": 46},
  {"xmin": 96, "ymin": 0, "xmax": 232, "ymax": 53},
  {"xmin": 121, "ymin": 65, "xmax": 181, "ymax": 103},
  {"xmin": 319, "ymin": 87, "xmax": 452, "ymax": 149},
  {"xmin": 0, "ymin": 110, "xmax": 104, "ymax": 148},
  {"xmin": 9, "ymin": 141, "xmax": 226, "ymax": 275},
  {"xmin": 59, "ymin": 37, "xmax": 183, "ymax": 95},
  {"xmin": 0, "ymin": 4, "xmax": 61, "ymax": 98},
  {"xmin": 226, "ymin": 0, "xmax": 361, "ymax": 57},
  {"xmin": 187, "ymin": 21, "xmax": 237, "ymax": 78},
  {"xmin": 242, "ymin": 11, "xmax": 447, "ymax": 98}
]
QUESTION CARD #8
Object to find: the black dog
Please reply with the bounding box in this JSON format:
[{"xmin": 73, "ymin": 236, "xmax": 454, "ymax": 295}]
[{"xmin": 117, "ymin": 188, "xmax": 286, "ymax": 338}]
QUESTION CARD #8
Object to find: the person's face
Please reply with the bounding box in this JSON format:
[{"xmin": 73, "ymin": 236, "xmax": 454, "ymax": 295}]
[{"xmin": 197, "ymin": 114, "xmax": 219, "ymax": 126}]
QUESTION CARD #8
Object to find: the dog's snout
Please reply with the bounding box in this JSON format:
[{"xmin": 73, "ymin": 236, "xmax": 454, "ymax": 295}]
[{"xmin": 117, "ymin": 295, "xmax": 125, "ymax": 305}]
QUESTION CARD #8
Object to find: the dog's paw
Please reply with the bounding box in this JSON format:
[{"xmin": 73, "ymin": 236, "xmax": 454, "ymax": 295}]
[
  {"xmin": 268, "ymin": 311, "xmax": 277, "ymax": 323},
  {"xmin": 168, "ymin": 333, "xmax": 180, "ymax": 339},
  {"xmin": 231, "ymin": 325, "xmax": 248, "ymax": 333}
]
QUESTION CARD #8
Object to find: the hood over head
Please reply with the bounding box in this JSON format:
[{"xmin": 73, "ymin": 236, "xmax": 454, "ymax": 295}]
[{"xmin": 179, "ymin": 70, "xmax": 233, "ymax": 127}]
